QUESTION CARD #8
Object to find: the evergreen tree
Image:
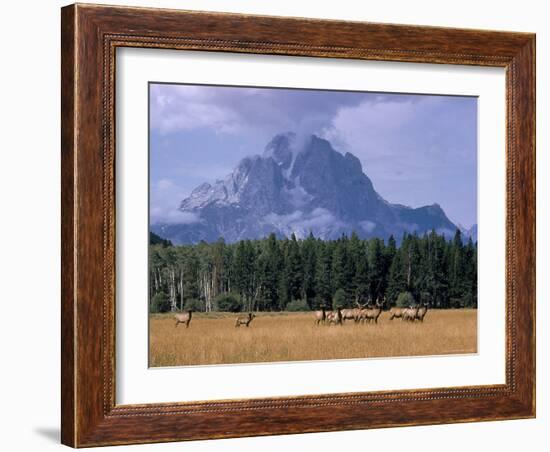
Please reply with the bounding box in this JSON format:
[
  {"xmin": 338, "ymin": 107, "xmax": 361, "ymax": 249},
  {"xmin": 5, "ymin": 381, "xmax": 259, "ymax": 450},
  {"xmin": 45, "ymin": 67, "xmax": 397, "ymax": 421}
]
[
  {"xmin": 331, "ymin": 237, "xmax": 348, "ymax": 293},
  {"xmin": 449, "ymin": 229, "xmax": 465, "ymax": 306},
  {"xmin": 314, "ymin": 242, "xmax": 332, "ymax": 308},
  {"xmin": 257, "ymin": 233, "xmax": 281, "ymax": 311},
  {"xmin": 333, "ymin": 288, "xmax": 347, "ymax": 309},
  {"xmin": 401, "ymin": 233, "xmax": 422, "ymax": 299},
  {"xmin": 353, "ymin": 248, "xmax": 370, "ymax": 305},
  {"xmin": 181, "ymin": 248, "xmax": 199, "ymax": 302},
  {"xmin": 385, "ymin": 250, "xmax": 405, "ymax": 306},
  {"xmin": 368, "ymin": 238, "xmax": 385, "ymax": 302},
  {"xmin": 286, "ymin": 233, "xmax": 303, "ymax": 302},
  {"xmin": 424, "ymin": 230, "xmax": 449, "ymax": 307},
  {"xmin": 301, "ymin": 233, "xmax": 318, "ymax": 307},
  {"xmin": 232, "ymin": 240, "xmax": 256, "ymax": 311},
  {"xmin": 462, "ymin": 237, "xmax": 477, "ymax": 307},
  {"xmin": 150, "ymin": 291, "xmax": 170, "ymax": 313},
  {"xmin": 332, "ymin": 235, "xmax": 353, "ymax": 303},
  {"xmin": 277, "ymin": 238, "xmax": 290, "ymax": 310}
]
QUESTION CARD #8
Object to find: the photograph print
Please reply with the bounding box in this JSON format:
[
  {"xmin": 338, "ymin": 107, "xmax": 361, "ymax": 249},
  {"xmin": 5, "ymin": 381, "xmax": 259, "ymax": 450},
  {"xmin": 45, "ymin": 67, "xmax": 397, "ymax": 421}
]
[{"xmin": 148, "ymin": 83, "xmax": 478, "ymax": 367}]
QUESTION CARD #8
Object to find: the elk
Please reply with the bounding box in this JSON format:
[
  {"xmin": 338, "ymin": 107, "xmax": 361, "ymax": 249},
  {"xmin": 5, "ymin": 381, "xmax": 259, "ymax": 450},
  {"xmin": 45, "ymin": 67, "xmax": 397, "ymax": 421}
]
[
  {"xmin": 402, "ymin": 306, "xmax": 420, "ymax": 322},
  {"xmin": 353, "ymin": 303, "xmax": 367, "ymax": 323},
  {"xmin": 235, "ymin": 312, "xmax": 255, "ymax": 327},
  {"xmin": 174, "ymin": 309, "xmax": 193, "ymax": 328},
  {"xmin": 390, "ymin": 298, "xmax": 411, "ymax": 320},
  {"xmin": 355, "ymin": 308, "xmax": 368, "ymax": 323},
  {"xmin": 314, "ymin": 305, "xmax": 327, "ymax": 325},
  {"xmin": 341, "ymin": 308, "xmax": 358, "ymax": 323},
  {"xmin": 388, "ymin": 306, "xmax": 407, "ymax": 321},
  {"xmin": 327, "ymin": 307, "xmax": 343, "ymax": 325},
  {"xmin": 363, "ymin": 298, "xmax": 385, "ymax": 324},
  {"xmin": 414, "ymin": 302, "xmax": 430, "ymax": 322}
]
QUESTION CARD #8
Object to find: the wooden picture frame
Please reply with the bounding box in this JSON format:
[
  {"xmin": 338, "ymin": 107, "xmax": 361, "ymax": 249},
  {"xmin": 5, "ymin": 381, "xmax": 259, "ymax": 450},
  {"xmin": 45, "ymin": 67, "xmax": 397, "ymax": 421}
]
[{"xmin": 61, "ymin": 3, "xmax": 535, "ymax": 447}]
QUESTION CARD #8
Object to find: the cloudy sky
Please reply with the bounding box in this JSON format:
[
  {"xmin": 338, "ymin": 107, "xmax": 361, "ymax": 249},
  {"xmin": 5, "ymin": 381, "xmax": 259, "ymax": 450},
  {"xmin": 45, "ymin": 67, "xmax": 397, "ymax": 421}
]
[{"xmin": 149, "ymin": 83, "xmax": 477, "ymax": 228}]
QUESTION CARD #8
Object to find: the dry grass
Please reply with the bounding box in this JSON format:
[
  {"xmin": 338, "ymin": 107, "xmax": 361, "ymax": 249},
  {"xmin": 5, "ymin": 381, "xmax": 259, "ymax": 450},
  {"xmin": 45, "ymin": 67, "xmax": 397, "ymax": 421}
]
[{"xmin": 149, "ymin": 309, "xmax": 477, "ymax": 367}]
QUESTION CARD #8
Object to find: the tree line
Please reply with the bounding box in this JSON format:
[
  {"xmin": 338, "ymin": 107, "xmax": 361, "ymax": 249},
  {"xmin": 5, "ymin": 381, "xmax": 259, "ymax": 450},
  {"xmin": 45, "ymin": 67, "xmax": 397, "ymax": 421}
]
[{"xmin": 149, "ymin": 230, "xmax": 477, "ymax": 313}]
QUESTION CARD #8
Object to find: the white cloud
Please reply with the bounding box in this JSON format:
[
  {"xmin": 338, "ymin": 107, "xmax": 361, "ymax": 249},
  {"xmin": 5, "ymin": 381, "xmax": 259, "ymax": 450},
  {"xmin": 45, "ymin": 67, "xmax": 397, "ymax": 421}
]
[
  {"xmin": 263, "ymin": 208, "xmax": 344, "ymax": 238},
  {"xmin": 321, "ymin": 98, "xmax": 418, "ymax": 158},
  {"xmin": 151, "ymin": 90, "xmax": 241, "ymax": 134},
  {"xmin": 150, "ymin": 208, "xmax": 201, "ymax": 225},
  {"xmin": 149, "ymin": 83, "xmax": 365, "ymax": 140},
  {"xmin": 156, "ymin": 178, "xmax": 176, "ymax": 190},
  {"xmin": 150, "ymin": 178, "xmax": 201, "ymax": 225},
  {"xmin": 298, "ymin": 208, "xmax": 340, "ymax": 230},
  {"xmin": 283, "ymin": 180, "xmax": 313, "ymax": 208},
  {"xmin": 359, "ymin": 220, "xmax": 376, "ymax": 233}
]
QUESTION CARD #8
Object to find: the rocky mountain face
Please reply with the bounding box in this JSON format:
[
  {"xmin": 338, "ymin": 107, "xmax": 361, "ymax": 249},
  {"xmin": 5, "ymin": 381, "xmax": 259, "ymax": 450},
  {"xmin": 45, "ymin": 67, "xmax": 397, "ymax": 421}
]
[{"xmin": 152, "ymin": 133, "xmax": 463, "ymax": 244}]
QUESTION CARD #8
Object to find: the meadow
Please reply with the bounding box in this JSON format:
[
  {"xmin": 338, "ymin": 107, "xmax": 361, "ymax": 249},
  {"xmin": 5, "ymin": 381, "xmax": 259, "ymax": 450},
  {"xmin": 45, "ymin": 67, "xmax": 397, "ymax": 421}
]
[{"xmin": 149, "ymin": 309, "xmax": 477, "ymax": 367}]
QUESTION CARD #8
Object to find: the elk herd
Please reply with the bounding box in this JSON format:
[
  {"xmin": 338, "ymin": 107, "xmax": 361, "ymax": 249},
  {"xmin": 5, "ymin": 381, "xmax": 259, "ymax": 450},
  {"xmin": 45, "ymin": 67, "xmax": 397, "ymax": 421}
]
[
  {"xmin": 174, "ymin": 299, "xmax": 429, "ymax": 329},
  {"xmin": 314, "ymin": 298, "xmax": 429, "ymax": 326}
]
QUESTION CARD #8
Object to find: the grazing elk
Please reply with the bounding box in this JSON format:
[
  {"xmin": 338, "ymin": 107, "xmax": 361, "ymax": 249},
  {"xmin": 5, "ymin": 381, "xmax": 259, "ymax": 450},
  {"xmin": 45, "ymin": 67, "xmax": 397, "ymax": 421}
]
[
  {"xmin": 327, "ymin": 307, "xmax": 343, "ymax": 325},
  {"xmin": 235, "ymin": 312, "xmax": 256, "ymax": 327},
  {"xmin": 314, "ymin": 305, "xmax": 327, "ymax": 326},
  {"xmin": 363, "ymin": 298, "xmax": 385, "ymax": 324},
  {"xmin": 174, "ymin": 309, "xmax": 193, "ymax": 328},
  {"xmin": 414, "ymin": 302, "xmax": 430, "ymax": 322}
]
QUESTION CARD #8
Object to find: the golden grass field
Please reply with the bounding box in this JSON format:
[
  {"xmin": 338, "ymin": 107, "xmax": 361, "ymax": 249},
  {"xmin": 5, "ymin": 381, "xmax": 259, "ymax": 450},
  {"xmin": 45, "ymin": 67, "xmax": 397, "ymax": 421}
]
[{"xmin": 149, "ymin": 309, "xmax": 477, "ymax": 367}]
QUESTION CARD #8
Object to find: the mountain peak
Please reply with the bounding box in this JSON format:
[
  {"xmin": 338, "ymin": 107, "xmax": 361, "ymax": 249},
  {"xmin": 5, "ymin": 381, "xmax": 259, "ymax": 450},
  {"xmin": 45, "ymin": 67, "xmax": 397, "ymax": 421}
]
[
  {"xmin": 304, "ymin": 134, "xmax": 332, "ymax": 152},
  {"xmin": 263, "ymin": 132, "xmax": 296, "ymax": 170},
  {"xmin": 154, "ymin": 133, "xmax": 459, "ymax": 244}
]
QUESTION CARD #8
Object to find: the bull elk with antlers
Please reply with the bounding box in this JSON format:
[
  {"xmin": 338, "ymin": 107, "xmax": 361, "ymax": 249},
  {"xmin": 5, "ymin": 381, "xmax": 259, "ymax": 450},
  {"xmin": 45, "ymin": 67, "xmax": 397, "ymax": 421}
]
[
  {"xmin": 353, "ymin": 298, "xmax": 370, "ymax": 323},
  {"xmin": 363, "ymin": 297, "xmax": 385, "ymax": 324}
]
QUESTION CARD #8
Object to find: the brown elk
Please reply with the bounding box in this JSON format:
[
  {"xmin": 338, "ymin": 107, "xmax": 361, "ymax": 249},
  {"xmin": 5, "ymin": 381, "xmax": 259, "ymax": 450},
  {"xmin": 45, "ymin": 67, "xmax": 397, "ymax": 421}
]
[
  {"xmin": 414, "ymin": 303, "xmax": 430, "ymax": 322},
  {"xmin": 327, "ymin": 307, "xmax": 343, "ymax": 325},
  {"xmin": 353, "ymin": 299, "xmax": 370, "ymax": 323},
  {"xmin": 355, "ymin": 308, "xmax": 368, "ymax": 323},
  {"xmin": 357, "ymin": 299, "xmax": 372, "ymax": 323},
  {"xmin": 402, "ymin": 306, "xmax": 419, "ymax": 322},
  {"xmin": 314, "ymin": 305, "xmax": 327, "ymax": 325},
  {"xmin": 363, "ymin": 298, "xmax": 385, "ymax": 324},
  {"xmin": 341, "ymin": 308, "xmax": 358, "ymax": 323},
  {"xmin": 388, "ymin": 306, "xmax": 407, "ymax": 321},
  {"xmin": 174, "ymin": 309, "xmax": 193, "ymax": 328},
  {"xmin": 235, "ymin": 312, "xmax": 255, "ymax": 327}
]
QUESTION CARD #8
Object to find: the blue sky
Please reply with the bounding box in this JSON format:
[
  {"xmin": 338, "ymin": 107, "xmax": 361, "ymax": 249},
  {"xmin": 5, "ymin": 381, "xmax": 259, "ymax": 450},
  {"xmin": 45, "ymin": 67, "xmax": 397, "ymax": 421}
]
[{"xmin": 149, "ymin": 83, "xmax": 477, "ymax": 229}]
